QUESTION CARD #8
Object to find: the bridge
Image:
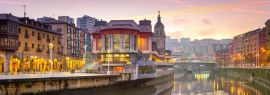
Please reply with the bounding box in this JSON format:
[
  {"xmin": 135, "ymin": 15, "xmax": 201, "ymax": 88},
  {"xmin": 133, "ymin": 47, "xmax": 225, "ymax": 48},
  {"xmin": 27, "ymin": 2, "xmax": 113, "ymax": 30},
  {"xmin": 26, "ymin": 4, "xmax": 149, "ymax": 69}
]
[{"xmin": 174, "ymin": 62, "xmax": 217, "ymax": 72}]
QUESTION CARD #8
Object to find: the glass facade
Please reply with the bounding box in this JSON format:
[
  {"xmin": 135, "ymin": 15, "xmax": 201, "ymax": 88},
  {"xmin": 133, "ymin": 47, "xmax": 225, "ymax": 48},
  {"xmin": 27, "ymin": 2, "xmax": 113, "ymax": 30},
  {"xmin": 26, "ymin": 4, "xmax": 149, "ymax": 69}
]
[
  {"xmin": 104, "ymin": 34, "xmax": 132, "ymax": 51},
  {"xmin": 124, "ymin": 35, "xmax": 130, "ymax": 51},
  {"xmin": 113, "ymin": 34, "xmax": 121, "ymax": 51}
]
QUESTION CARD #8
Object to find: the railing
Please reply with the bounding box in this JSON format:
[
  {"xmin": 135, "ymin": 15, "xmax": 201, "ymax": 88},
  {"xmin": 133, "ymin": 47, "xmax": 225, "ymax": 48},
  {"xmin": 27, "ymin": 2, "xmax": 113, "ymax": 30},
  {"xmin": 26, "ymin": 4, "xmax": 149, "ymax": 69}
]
[
  {"xmin": 24, "ymin": 46, "xmax": 30, "ymax": 51},
  {"xmin": 36, "ymin": 48, "xmax": 42, "ymax": 52}
]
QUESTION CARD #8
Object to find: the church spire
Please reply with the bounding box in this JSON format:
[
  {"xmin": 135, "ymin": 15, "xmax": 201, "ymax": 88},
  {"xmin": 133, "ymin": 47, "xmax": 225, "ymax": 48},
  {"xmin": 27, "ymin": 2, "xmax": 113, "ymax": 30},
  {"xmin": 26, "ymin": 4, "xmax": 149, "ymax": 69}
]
[{"xmin": 158, "ymin": 10, "xmax": 161, "ymax": 22}]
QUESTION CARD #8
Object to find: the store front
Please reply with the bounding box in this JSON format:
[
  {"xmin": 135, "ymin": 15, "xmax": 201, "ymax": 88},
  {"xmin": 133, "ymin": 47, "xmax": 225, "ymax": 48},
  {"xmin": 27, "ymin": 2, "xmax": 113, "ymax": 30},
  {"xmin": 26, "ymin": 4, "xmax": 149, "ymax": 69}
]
[
  {"xmin": 39, "ymin": 58, "xmax": 46, "ymax": 73},
  {"xmin": 10, "ymin": 55, "xmax": 20, "ymax": 74},
  {"xmin": 0, "ymin": 57, "xmax": 4, "ymax": 73}
]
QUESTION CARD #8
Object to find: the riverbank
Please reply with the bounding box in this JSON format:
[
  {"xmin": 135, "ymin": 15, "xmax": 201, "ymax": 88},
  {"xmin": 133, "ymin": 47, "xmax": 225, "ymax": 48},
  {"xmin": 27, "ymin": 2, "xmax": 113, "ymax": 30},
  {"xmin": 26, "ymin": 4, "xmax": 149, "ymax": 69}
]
[
  {"xmin": 216, "ymin": 68, "xmax": 270, "ymax": 94},
  {"xmin": 0, "ymin": 69, "xmax": 174, "ymax": 95}
]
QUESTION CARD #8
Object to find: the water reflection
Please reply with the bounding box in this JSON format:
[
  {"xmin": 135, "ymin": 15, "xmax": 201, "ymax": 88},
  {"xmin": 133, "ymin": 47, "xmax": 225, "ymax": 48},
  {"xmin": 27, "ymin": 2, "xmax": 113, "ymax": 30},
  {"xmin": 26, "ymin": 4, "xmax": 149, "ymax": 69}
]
[{"xmin": 171, "ymin": 71, "xmax": 261, "ymax": 95}]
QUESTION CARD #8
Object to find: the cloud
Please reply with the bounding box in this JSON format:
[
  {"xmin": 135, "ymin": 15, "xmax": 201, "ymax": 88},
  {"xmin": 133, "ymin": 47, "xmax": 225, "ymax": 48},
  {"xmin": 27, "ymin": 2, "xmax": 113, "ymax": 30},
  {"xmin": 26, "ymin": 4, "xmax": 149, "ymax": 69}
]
[
  {"xmin": 202, "ymin": 19, "xmax": 211, "ymax": 25},
  {"xmin": 167, "ymin": 31, "xmax": 183, "ymax": 39},
  {"xmin": 160, "ymin": 0, "xmax": 185, "ymax": 4},
  {"xmin": 233, "ymin": 8, "xmax": 270, "ymax": 15},
  {"xmin": 0, "ymin": 1, "xmax": 24, "ymax": 5},
  {"xmin": 172, "ymin": 18, "xmax": 188, "ymax": 25},
  {"xmin": 127, "ymin": 0, "xmax": 270, "ymax": 20}
]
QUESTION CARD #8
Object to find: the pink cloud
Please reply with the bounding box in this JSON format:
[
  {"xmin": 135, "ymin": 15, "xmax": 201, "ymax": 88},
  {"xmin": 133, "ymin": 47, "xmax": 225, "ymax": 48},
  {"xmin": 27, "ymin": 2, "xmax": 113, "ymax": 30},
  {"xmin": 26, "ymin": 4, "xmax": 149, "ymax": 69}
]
[{"xmin": 160, "ymin": 0, "xmax": 185, "ymax": 4}]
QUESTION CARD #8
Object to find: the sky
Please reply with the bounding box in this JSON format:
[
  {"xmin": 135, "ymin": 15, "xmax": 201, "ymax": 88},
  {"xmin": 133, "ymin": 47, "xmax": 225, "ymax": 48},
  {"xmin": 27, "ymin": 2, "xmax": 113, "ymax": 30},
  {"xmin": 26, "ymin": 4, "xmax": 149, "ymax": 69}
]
[{"xmin": 1, "ymin": 0, "xmax": 270, "ymax": 40}]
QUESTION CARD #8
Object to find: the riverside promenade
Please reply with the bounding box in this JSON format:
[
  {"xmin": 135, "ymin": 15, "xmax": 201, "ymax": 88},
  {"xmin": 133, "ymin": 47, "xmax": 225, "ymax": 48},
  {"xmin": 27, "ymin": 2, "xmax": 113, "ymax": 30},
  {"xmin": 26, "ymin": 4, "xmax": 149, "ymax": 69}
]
[
  {"xmin": 0, "ymin": 72, "xmax": 119, "ymax": 95},
  {"xmin": 0, "ymin": 72, "xmax": 116, "ymax": 80}
]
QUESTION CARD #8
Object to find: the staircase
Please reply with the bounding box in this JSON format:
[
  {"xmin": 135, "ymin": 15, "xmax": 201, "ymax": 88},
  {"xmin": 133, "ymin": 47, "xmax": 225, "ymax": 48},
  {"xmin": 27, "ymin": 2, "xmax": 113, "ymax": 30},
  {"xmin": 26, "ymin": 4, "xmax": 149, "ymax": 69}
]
[{"xmin": 80, "ymin": 63, "xmax": 95, "ymax": 72}]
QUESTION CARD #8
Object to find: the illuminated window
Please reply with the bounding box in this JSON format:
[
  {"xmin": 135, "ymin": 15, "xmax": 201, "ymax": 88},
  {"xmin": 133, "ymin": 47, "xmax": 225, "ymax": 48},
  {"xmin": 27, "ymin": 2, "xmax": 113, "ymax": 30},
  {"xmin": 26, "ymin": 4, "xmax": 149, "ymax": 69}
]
[
  {"xmin": 96, "ymin": 38, "xmax": 102, "ymax": 51},
  {"xmin": 139, "ymin": 37, "xmax": 148, "ymax": 50},
  {"xmin": 113, "ymin": 34, "xmax": 120, "ymax": 51},
  {"xmin": 124, "ymin": 35, "xmax": 130, "ymax": 51},
  {"xmin": 105, "ymin": 35, "xmax": 110, "ymax": 50}
]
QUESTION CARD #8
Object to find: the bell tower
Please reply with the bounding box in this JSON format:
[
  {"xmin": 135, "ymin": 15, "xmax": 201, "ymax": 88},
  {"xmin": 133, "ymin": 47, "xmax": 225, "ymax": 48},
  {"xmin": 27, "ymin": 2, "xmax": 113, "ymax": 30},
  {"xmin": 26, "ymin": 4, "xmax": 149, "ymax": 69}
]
[{"xmin": 154, "ymin": 11, "xmax": 166, "ymax": 55}]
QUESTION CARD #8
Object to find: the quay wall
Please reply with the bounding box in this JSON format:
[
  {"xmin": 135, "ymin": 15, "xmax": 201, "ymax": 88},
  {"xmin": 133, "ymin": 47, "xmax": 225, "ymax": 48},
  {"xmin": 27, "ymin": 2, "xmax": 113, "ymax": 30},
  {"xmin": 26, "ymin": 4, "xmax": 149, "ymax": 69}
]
[
  {"xmin": 0, "ymin": 69, "xmax": 174, "ymax": 95},
  {"xmin": 217, "ymin": 68, "xmax": 270, "ymax": 81},
  {"xmin": 0, "ymin": 75, "xmax": 118, "ymax": 95}
]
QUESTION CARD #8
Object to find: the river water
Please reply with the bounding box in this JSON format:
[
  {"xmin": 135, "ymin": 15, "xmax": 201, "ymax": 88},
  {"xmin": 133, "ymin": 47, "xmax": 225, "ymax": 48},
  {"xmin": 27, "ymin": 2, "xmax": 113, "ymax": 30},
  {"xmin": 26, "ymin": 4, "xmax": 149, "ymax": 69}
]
[{"xmin": 90, "ymin": 69, "xmax": 270, "ymax": 95}]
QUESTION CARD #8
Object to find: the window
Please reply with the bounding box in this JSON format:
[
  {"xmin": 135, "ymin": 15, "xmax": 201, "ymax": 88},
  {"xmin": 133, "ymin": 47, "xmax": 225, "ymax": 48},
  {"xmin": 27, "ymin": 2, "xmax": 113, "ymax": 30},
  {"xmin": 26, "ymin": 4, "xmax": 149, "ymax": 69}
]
[
  {"xmin": 25, "ymin": 29, "xmax": 29, "ymax": 38},
  {"xmin": 105, "ymin": 35, "xmax": 110, "ymax": 50},
  {"xmin": 53, "ymin": 36, "xmax": 54, "ymax": 41},
  {"xmin": 32, "ymin": 31, "xmax": 34, "ymax": 36},
  {"xmin": 25, "ymin": 42, "xmax": 28, "ymax": 47},
  {"xmin": 139, "ymin": 37, "xmax": 148, "ymax": 50},
  {"xmin": 43, "ymin": 45, "xmax": 45, "ymax": 49},
  {"xmin": 113, "ymin": 34, "xmax": 120, "ymax": 51},
  {"xmin": 32, "ymin": 43, "xmax": 34, "ymax": 48},
  {"xmin": 18, "ymin": 28, "xmax": 21, "ymax": 33},
  {"xmin": 124, "ymin": 35, "xmax": 130, "ymax": 51}
]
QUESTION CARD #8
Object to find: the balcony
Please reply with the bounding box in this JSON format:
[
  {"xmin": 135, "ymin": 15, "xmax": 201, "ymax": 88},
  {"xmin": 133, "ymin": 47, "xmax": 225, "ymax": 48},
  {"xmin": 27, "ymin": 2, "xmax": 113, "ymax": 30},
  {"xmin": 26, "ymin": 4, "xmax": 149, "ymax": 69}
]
[
  {"xmin": 57, "ymin": 50, "xmax": 63, "ymax": 54},
  {"xmin": 25, "ymin": 33, "xmax": 29, "ymax": 38},
  {"xmin": 36, "ymin": 48, "xmax": 42, "ymax": 52},
  {"xmin": 24, "ymin": 46, "xmax": 30, "ymax": 51}
]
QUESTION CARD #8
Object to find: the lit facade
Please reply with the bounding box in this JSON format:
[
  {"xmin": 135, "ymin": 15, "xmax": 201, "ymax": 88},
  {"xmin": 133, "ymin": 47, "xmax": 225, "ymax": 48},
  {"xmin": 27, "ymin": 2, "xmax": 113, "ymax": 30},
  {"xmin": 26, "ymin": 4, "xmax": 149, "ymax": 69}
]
[
  {"xmin": 0, "ymin": 14, "xmax": 63, "ymax": 74},
  {"xmin": 45, "ymin": 20, "xmax": 84, "ymax": 71},
  {"xmin": 91, "ymin": 20, "xmax": 153, "ymax": 73},
  {"xmin": 231, "ymin": 28, "xmax": 266, "ymax": 67}
]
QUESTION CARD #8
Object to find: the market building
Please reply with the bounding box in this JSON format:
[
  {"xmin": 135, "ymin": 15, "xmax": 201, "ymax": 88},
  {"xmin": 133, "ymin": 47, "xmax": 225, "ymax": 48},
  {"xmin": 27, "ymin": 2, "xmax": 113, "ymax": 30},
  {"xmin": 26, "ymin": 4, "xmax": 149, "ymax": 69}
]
[{"xmin": 91, "ymin": 20, "xmax": 153, "ymax": 73}]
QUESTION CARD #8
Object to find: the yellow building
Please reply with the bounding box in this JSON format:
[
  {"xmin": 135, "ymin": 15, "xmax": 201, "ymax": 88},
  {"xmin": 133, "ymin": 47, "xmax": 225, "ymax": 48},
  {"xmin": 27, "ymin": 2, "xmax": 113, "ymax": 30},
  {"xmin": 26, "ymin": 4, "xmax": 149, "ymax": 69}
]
[
  {"xmin": 0, "ymin": 14, "xmax": 63, "ymax": 74},
  {"xmin": 45, "ymin": 20, "xmax": 84, "ymax": 71}
]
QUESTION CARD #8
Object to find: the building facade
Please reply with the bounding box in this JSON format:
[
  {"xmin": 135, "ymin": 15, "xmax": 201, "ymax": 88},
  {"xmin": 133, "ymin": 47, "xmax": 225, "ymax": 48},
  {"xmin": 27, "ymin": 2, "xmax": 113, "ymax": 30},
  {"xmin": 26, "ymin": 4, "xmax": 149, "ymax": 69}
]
[
  {"xmin": 77, "ymin": 15, "xmax": 97, "ymax": 52},
  {"xmin": 77, "ymin": 15, "xmax": 96, "ymax": 32},
  {"xmin": 0, "ymin": 14, "xmax": 63, "ymax": 74},
  {"xmin": 154, "ymin": 11, "xmax": 166, "ymax": 57},
  {"xmin": 230, "ymin": 28, "xmax": 266, "ymax": 67},
  {"xmin": 58, "ymin": 16, "xmax": 74, "ymax": 24},
  {"xmin": 45, "ymin": 20, "xmax": 84, "ymax": 71},
  {"xmin": 91, "ymin": 20, "xmax": 153, "ymax": 73}
]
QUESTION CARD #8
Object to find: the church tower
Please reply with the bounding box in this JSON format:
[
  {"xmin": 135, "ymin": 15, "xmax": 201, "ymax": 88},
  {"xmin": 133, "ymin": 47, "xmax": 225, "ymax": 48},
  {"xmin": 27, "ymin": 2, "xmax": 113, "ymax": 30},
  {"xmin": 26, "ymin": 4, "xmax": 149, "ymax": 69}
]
[{"xmin": 154, "ymin": 11, "xmax": 166, "ymax": 55}]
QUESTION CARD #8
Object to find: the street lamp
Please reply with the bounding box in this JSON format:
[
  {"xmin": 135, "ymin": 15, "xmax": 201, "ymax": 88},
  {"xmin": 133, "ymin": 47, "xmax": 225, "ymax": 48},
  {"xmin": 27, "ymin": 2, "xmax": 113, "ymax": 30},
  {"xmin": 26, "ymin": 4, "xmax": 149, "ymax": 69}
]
[
  {"xmin": 107, "ymin": 49, "xmax": 110, "ymax": 75},
  {"xmin": 49, "ymin": 43, "xmax": 53, "ymax": 76},
  {"xmin": 84, "ymin": 45, "xmax": 87, "ymax": 65},
  {"xmin": 256, "ymin": 53, "xmax": 259, "ymax": 68}
]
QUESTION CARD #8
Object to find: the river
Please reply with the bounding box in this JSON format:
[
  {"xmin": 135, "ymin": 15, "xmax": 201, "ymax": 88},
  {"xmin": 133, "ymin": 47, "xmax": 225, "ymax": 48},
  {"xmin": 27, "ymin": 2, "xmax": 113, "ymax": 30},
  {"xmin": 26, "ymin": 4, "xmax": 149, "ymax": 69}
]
[{"xmin": 88, "ymin": 69, "xmax": 270, "ymax": 95}]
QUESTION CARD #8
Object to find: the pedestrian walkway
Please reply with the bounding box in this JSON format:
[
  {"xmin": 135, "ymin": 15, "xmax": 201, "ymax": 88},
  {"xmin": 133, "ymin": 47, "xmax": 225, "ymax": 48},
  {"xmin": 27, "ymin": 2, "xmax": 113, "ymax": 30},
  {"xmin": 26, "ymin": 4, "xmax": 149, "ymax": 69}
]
[{"xmin": 0, "ymin": 72, "xmax": 113, "ymax": 80}]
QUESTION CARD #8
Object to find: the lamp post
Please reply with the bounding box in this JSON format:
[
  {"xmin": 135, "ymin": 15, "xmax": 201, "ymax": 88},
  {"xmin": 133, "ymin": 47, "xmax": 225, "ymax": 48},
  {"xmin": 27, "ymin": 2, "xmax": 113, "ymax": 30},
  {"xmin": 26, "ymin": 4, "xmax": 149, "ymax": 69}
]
[
  {"xmin": 107, "ymin": 50, "xmax": 110, "ymax": 75},
  {"xmin": 84, "ymin": 45, "xmax": 87, "ymax": 65},
  {"xmin": 49, "ymin": 43, "xmax": 53, "ymax": 76}
]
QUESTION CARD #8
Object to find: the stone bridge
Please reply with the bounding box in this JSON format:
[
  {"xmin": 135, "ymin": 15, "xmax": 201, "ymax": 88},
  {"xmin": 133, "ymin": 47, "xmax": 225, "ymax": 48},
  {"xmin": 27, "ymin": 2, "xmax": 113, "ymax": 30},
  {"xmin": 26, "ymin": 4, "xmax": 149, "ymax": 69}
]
[{"xmin": 174, "ymin": 62, "xmax": 217, "ymax": 72}]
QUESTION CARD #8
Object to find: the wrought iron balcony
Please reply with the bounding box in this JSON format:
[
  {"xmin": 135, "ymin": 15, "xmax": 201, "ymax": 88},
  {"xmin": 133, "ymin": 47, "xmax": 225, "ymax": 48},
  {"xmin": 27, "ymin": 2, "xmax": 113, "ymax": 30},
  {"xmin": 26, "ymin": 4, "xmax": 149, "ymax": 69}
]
[
  {"xmin": 24, "ymin": 46, "xmax": 30, "ymax": 51},
  {"xmin": 36, "ymin": 47, "xmax": 42, "ymax": 52}
]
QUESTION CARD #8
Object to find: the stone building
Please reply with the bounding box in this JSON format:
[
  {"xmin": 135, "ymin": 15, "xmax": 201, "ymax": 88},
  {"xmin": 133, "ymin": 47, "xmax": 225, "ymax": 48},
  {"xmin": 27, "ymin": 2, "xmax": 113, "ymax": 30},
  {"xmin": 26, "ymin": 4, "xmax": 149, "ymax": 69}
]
[
  {"xmin": 153, "ymin": 11, "xmax": 166, "ymax": 60},
  {"xmin": 0, "ymin": 14, "xmax": 63, "ymax": 74}
]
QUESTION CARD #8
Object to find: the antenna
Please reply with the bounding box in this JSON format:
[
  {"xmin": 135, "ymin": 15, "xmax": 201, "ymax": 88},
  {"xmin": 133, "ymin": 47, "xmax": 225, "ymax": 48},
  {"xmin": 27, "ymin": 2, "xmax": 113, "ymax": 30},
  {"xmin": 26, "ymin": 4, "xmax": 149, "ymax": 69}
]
[{"xmin": 23, "ymin": 5, "xmax": 26, "ymax": 17}]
